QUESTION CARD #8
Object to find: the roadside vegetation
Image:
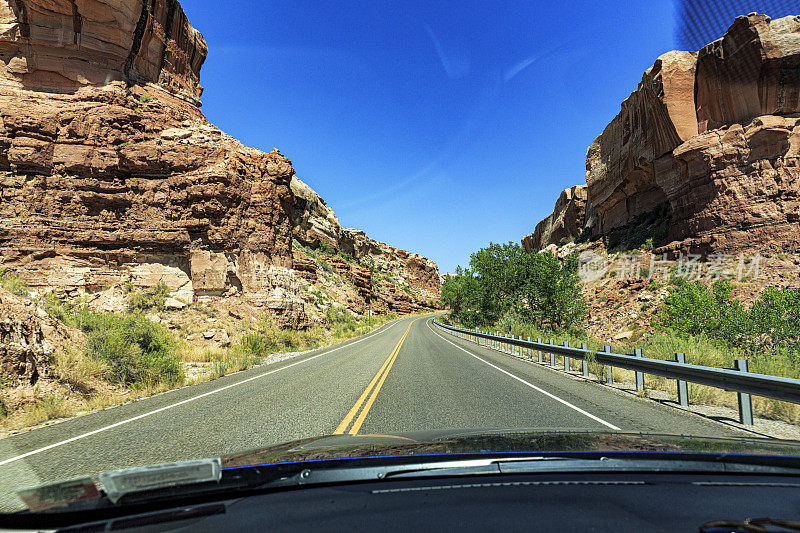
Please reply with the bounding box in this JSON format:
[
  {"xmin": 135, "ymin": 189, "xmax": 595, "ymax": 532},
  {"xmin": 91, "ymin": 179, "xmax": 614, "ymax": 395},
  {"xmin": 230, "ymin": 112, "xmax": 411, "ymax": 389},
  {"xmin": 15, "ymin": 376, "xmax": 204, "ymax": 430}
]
[
  {"xmin": 441, "ymin": 243, "xmax": 800, "ymax": 423},
  {"xmin": 0, "ymin": 272, "xmax": 403, "ymax": 432},
  {"xmin": 441, "ymin": 242, "xmax": 587, "ymax": 331}
]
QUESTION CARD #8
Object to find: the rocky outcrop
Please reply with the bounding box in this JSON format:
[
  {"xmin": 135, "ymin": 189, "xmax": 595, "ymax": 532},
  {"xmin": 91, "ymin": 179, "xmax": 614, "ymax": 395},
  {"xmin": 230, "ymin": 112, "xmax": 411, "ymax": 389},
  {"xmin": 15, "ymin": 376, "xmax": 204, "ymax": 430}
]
[
  {"xmin": 0, "ymin": 287, "xmax": 84, "ymax": 385},
  {"xmin": 0, "ymin": 0, "xmax": 207, "ymax": 103},
  {"xmin": 585, "ymin": 49, "xmax": 698, "ymax": 235},
  {"xmin": 695, "ymin": 14, "xmax": 800, "ymax": 133},
  {"xmin": 522, "ymin": 185, "xmax": 588, "ymax": 252},
  {"xmin": 290, "ymin": 176, "xmax": 441, "ymax": 302},
  {"xmin": 525, "ymin": 13, "xmax": 800, "ymax": 255},
  {"xmin": 0, "ymin": 80, "xmax": 308, "ymax": 323},
  {"xmin": 0, "ymin": 0, "xmax": 305, "ymax": 327},
  {"xmin": 658, "ymin": 114, "xmax": 800, "ymax": 254},
  {"xmin": 0, "ymin": 0, "xmax": 439, "ymax": 327}
]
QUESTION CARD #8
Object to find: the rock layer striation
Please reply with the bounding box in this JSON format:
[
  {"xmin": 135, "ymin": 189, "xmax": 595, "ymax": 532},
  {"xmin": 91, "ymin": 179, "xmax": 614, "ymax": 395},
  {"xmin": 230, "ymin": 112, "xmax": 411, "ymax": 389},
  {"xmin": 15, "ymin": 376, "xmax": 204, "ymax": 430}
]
[
  {"xmin": 0, "ymin": 0, "xmax": 440, "ymax": 328},
  {"xmin": 526, "ymin": 14, "xmax": 800, "ymax": 255}
]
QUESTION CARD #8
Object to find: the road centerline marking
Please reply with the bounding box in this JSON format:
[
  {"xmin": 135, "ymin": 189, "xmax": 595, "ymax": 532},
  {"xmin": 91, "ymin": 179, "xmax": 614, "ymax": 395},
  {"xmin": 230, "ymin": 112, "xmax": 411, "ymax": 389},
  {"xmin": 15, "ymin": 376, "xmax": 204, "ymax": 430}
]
[
  {"xmin": 0, "ymin": 319, "xmax": 403, "ymax": 468},
  {"xmin": 335, "ymin": 315, "xmax": 427, "ymax": 435},
  {"xmin": 427, "ymin": 320, "xmax": 621, "ymax": 431},
  {"xmin": 333, "ymin": 349, "xmax": 396, "ymax": 434}
]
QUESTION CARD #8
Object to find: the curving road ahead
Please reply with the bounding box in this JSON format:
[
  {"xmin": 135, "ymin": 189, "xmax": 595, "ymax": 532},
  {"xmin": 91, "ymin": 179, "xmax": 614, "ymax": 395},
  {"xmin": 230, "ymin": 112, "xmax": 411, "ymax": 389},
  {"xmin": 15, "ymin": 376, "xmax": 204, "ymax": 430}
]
[{"xmin": 0, "ymin": 313, "xmax": 742, "ymax": 510}]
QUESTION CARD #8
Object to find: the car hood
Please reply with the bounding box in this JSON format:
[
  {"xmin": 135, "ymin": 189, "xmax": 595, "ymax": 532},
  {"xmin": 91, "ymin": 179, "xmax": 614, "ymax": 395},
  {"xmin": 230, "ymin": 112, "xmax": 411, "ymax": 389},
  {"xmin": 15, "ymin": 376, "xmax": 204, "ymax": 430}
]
[{"xmin": 220, "ymin": 428, "xmax": 800, "ymax": 469}]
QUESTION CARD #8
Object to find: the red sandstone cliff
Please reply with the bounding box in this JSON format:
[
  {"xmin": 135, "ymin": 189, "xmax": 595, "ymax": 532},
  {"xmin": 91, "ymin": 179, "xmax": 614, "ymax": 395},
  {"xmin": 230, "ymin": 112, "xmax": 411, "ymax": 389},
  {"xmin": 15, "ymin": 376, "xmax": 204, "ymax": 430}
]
[{"xmin": 526, "ymin": 14, "xmax": 800, "ymax": 256}]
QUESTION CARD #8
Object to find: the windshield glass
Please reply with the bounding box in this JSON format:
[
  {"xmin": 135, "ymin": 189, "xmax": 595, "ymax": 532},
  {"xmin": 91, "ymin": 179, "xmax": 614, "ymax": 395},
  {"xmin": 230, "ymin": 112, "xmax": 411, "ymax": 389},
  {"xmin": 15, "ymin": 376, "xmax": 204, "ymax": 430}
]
[{"xmin": 1, "ymin": 0, "xmax": 800, "ymax": 514}]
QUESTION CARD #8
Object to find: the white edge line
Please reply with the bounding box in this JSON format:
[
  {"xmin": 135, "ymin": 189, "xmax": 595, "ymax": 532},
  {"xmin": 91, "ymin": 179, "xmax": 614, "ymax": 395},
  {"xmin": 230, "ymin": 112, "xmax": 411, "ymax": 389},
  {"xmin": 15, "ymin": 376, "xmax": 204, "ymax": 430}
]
[
  {"xmin": 426, "ymin": 320, "xmax": 621, "ymax": 431},
  {"xmin": 0, "ymin": 319, "xmax": 405, "ymax": 468}
]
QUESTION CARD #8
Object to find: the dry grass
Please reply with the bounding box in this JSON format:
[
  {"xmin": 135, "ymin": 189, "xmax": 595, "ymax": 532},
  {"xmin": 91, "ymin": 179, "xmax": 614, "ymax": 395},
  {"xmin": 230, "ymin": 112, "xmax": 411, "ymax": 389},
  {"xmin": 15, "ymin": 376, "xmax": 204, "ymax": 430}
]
[
  {"xmin": 51, "ymin": 348, "xmax": 108, "ymax": 394},
  {"xmin": 483, "ymin": 320, "xmax": 800, "ymax": 425}
]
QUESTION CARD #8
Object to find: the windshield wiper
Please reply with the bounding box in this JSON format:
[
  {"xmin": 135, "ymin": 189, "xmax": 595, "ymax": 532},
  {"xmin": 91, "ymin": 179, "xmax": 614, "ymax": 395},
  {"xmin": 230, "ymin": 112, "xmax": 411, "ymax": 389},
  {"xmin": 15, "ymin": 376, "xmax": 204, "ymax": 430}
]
[{"xmin": 37, "ymin": 452, "xmax": 800, "ymax": 510}]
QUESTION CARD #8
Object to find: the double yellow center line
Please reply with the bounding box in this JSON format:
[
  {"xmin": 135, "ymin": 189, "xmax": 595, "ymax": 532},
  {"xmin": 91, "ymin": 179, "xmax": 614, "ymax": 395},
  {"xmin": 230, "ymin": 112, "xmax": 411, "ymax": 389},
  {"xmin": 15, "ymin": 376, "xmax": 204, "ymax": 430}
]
[{"xmin": 334, "ymin": 316, "xmax": 425, "ymax": 435}]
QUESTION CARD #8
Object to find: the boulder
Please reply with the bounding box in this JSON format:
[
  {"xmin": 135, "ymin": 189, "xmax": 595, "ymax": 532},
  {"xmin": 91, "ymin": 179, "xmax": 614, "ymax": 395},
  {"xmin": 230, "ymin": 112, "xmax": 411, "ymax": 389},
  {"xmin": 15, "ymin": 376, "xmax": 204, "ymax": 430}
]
[{"xmin": 0, "ymin": 287, "xmax": 85, "ymax": 384}]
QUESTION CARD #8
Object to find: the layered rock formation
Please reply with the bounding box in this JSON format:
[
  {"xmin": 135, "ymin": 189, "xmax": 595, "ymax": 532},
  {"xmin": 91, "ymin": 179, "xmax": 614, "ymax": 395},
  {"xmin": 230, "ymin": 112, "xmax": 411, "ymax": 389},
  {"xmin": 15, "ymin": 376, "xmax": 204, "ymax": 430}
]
[
  {"xmin": 0, "ymin": 0, "xmax": 207, "ymax": 103},
  {"xmin": 0, "ymin": 0, "xmax": 439, "ymax": 328},
  {"xmin": 522, "ymin": 185, "xmax": 588, "ymax": 252},
  {"xmin": 291, "ymin": 176, "xmax": 441, "ymax": 303},
  {"xmin": 525, "ymin": 13, "xmax": 800, "ymax": 255}
]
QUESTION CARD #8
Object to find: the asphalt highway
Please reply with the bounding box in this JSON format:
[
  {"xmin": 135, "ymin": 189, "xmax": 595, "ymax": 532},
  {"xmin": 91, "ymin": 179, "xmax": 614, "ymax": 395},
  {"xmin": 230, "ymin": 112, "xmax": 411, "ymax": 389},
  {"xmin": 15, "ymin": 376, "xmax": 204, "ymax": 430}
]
[{"xmin": 0, "ymin": 313, "xmax": 743, "ymax": 511}]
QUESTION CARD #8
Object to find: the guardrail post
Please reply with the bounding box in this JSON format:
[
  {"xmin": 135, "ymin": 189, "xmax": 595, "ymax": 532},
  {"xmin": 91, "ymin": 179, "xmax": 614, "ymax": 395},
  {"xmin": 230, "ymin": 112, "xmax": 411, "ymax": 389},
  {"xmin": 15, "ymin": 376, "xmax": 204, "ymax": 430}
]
[
  {"xmin": 604, "ymin": 346, "xmax": 613, "ymax": 384},
  {"xmin": 549, "ymin": 340, "xmax": 556, "ymax": 366},
  {"xmin": 675, "ymin": 353, "xmax": 689, "ymax": 407},
  {"xmin": 735, "ymin": 359, "xmax": 754, "ymax": 425},
  {"xmin": 527, "ymin": 336, "xmax": 532, "ymax": 358},
  {"xmin": 564, "ymin": 341, "xmax": 570, "ymax": 371},
  {"xmin": 537, "ymin": 338, "xmax": 542, "ymax": 362},
  {"xmin": 634, "ymin": 348, "xmax": 644, "ymax": 391},
  {"xmin": 581, "ymin": 343, "xmax": 589, "ymax": 377}
]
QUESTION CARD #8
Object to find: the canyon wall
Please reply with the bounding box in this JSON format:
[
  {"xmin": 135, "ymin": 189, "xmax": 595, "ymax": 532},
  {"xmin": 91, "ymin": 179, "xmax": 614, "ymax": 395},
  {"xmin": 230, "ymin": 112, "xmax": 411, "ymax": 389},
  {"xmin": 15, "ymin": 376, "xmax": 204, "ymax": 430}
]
[
  {"xmin": 291, "ymin": 176, "xmax": 441, "ymax": 306},
  {"xmin": 0, "ymin": 0, "xmax": 206, "ymax": 102},
  {"xmin": 526, "ymin": 13, "xmax": 800, "ymax": 255},
  {"xmin": 0, "ymin": 0, "xmax": 440, "ymax": 327}
]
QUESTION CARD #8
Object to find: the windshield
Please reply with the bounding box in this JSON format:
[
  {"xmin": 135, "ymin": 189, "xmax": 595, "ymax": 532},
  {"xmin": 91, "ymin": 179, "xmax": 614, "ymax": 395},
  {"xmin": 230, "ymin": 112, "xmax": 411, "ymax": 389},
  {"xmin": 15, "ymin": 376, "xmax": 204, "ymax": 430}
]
[{"xmin": 1, "ymin": 0, "xmax": 800, "ymax": 515}]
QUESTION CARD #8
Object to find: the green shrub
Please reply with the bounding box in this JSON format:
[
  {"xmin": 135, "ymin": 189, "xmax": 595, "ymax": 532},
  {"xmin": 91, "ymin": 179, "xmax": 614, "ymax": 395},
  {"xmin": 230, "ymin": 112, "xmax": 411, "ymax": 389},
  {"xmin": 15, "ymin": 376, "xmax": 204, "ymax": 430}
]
[
  {"xmin": 77, "ymin": 312, "xmax": 182, "ymax": 386},
  {"xmin": 0, "ymin": 268, "xmax": 30, "ymax": 297},
  {"xmin": 127, "ymin": 281, "xmax": 171, "ymax": 312},
  {"xmin": 38, "ymin": 293, "xmax": 74, "ymax": 322},
  {"xmin": 654, "ymin": 280, "xmax": 800, "ymax": 360},
  {"xmin": 317, "ymin": 241, "xmax": 336, "ymax": 256},
  {"xmin": 138, "ymin": 94, "xmax": 152, "ymax": 103}
]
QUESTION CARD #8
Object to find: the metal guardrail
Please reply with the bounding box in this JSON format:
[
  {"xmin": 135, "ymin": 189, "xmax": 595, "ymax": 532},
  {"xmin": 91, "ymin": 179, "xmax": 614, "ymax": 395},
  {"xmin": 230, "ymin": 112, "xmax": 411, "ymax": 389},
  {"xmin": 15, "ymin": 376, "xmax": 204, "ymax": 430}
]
[{"xmin": 433, "ymin": 320, "xmax": 800, "ymax": 426}]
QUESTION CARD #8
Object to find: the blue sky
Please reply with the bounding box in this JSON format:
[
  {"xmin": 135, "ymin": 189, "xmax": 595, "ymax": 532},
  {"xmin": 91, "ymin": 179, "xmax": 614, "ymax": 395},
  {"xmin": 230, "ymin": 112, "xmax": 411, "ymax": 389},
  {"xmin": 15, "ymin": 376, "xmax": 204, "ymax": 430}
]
[{"xmin": 180, "ymin": 1, "xmax": 794, "ymax": 274}]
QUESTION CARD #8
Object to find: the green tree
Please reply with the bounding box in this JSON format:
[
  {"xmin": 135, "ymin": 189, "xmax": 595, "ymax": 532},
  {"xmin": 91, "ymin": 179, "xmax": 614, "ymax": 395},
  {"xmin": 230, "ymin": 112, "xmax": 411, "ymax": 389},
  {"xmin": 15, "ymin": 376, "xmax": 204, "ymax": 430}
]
[
  {"xmin": 442, "ymin": 243, "xmax": 588, "ymax": 332},
  {"xmin": 468, "ymin": 242, "xmax": 523, "ymax": 323},
  {"xmin": 514, "ymin": 250, "xmax": 587, "ymax": 330},
  {"xmin": 440, "ymin": 267, "xmax": 481, "ymax": 327},
  {"xmin": 747, "ymin": 286, "xmax": 800, "ymax": 354}
]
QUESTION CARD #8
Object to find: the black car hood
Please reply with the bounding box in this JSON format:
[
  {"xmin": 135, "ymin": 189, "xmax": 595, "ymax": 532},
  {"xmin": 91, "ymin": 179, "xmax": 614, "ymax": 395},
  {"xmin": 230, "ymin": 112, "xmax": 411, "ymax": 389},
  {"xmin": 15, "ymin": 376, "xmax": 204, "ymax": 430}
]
[{"xmin": 220, "ymin": 428, "xmax": 800, "ymax": 469}]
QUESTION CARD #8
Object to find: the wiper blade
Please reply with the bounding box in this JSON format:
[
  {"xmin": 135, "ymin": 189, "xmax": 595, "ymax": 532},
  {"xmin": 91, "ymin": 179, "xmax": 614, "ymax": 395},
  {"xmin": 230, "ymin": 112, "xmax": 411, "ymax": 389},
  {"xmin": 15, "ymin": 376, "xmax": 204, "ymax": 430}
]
[
  {"xmin": 257, "ymin": 454, "xmax": 800, "ymax": 490},
  {"xmin": 700, "ymin": 517, "xmax": 800, "ymax": 532},
  {"xmin": 494, "ymin": 456, "xmax": 800, "ymax": 476}
]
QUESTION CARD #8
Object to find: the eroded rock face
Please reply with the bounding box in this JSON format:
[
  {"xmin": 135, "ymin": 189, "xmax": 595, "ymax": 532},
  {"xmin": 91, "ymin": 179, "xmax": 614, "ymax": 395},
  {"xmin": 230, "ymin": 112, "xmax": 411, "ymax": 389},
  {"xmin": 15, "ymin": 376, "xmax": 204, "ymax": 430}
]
[
  {"xmin": 585, "ymin": 49, "xmax": 698, "ymax": 235},
  {"xmin": 526, "ymin": 14, "xmax": 800, "ymax": 255},
  {"xmin": 0, "ymin": 287, "xmax": 84, "ymax": 384},
  {"xmin": 0, "ymin": 81, "xmax": 305, "ymax": 325},
  {"xmin": 657, "ymin": 114, "xmax": 800, "ymax": 255},
  {"xmin": 522, "ymin": 185, "xmax": 588, "ymax": 252},
  {"xmin": 695, "ymin": 14, "xmax": 800, "ymax": 133},
  {"xmin": 0, "ymin": 0, "xmax": 438, "ymax": 327},
  {"xmin": 290, "ymin": 176, "xmax": 441, "ymax": 303},
  {"xmin": 0, "ymin": 0, "xmax": 207, "ymax": 102}
]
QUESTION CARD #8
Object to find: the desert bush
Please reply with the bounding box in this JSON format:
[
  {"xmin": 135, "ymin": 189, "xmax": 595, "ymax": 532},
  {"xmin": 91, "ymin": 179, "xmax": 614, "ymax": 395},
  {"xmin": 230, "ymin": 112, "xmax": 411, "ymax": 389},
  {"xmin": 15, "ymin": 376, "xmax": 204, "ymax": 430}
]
[
  {"xmin": 127, "ymin": 281, "xmax": 171, "ymax": 313},
  {"xmin": 0, "ymin": 268, "xmax": 30, "ymax": 297},
  {"xmin": 52, "ymin": 349, "xmax": 107, "ymax": 394},
  {"xmin": 73, "ymin": 311, "xmax": 182, "ymax": 386},
  {"xmin": 655, "ymin": 281, "xmax": 800, "ymax": 360}
]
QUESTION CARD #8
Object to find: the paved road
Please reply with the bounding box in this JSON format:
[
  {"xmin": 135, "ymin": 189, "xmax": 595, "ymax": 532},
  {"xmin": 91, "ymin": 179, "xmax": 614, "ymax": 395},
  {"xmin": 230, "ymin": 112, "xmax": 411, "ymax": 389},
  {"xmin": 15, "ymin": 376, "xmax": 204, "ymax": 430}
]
[{"xmin": 0, "ymin": 313, "xmax": 742, "ymax": 510}]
